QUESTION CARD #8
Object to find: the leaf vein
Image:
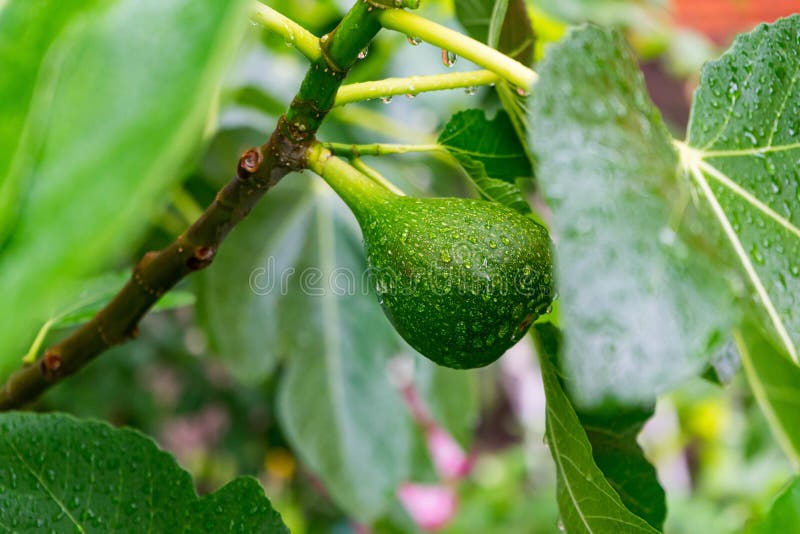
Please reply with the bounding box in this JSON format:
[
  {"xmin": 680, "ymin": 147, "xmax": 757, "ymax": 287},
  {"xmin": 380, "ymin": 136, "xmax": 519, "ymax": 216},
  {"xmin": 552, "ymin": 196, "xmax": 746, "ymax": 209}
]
[
  {"xmin": 688, "ymin": 163, "xmax": 799, "ymax": 363},
  {"xmin": 0, "ymin": 433, "xmax": 85, "ymax": 532}
]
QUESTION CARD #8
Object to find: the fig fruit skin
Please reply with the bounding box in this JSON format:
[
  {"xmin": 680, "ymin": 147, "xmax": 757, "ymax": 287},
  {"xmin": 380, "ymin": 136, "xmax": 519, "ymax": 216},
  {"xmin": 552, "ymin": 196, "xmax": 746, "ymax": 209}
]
[{"xmin": 357, "ymin": 196, "xmax": 553, "ymax": 369}]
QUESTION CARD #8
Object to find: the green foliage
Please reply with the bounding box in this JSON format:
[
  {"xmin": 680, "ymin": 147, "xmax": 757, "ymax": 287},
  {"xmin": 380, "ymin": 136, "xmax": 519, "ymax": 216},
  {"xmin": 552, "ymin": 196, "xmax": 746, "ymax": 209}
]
[
  {"xmin": 0, "ymin": 0, "xmax": 249, "ymax": 377},
  {"xmin": 438, "ymin": 110, "xmax": 532, "ymax": 213},
  {"xmin": 738, "ymin": 321, "xmax": 800, "ymax": 467},
  {"xmin": 198, "ymin": 176, "xmax": 411, "ymax": 521},
  {"xmin": 747, "ymin": 477, "xmax": 800, "ymax": 533},
  {"xmin": 0, "ymin": 412, "xmax": 287, "ymax": 533},
  {"xmin": 438, "ymin": 110, "xmax": 531, "ymax": 180},
  {"xmin": 4, "ymin": 1, "xmax": 800, "ymax": 532},
  {"xmin": 533, "ymin": 324, "xmax": 659, "ymax": 533},
  {"xmin": 578, "ymin": 408, "xmax": 666, "ymax": 529},
  {"xmin": 530, "ymin": 24, "xmax": 736, "ymax": 407},
  {"xmin": 683, "ymin": 15, "xmax": 800, "ymax": 365},
  {"xmin": 274, "ymin": 188, "xmax": 412, "ymax": 522}
]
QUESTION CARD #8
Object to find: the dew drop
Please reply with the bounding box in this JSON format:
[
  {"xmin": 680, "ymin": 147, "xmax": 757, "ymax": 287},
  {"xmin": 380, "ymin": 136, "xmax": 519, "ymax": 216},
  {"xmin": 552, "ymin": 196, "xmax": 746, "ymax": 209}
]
[
  {"xmin": 464, "ymin": 86, "xmax": 477, "ymax": 95},
  {"xmin": 442, "ymin": 49, "xmax": 457, "ymax": 67},
  {"xmin": 407, "ymin": 35, "xmax": 422, "ymax": 46},
  {"xmin": 380, "ymin": 95, "xmax": 393, "ymax": 104},
  {"xmin": 750, "ymin": 244, "xmax": 765, "ymax": 265},
  {"xmin": 358, "ymin": 46, "xmax": 369, "ymax": 60}
]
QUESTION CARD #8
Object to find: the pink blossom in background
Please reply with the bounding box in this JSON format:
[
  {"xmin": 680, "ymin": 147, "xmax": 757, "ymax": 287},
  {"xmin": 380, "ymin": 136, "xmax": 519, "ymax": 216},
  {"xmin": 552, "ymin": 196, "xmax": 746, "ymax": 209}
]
[
  {"xmin": 397, "ymin": 483, "xmax": 458, "ymax": 531},
  {"xmin": 159, "ymin": 404, "xmax": 230, "ymax": 462},
  {"xmin": 426, "ymin": 425, "xmax": 472, "ymax": 480}
]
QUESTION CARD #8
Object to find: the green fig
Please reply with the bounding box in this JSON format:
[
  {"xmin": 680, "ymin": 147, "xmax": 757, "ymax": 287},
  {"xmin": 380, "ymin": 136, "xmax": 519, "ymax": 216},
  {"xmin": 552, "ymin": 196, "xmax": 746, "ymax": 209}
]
[{"xmin": 313, "ymin": 148, "xmax": 553, "ymax": 369}]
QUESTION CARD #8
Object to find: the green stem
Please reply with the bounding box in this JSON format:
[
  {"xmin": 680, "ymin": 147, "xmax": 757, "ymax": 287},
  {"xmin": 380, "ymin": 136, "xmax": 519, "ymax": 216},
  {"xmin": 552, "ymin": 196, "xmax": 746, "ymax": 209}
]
[
  {"xmin": 369, "ymin": 0, "xmax": 420, "ymax": 8},
  {"xmin": 335, "ymin": 70, "xmax": 500, "ymax": 106},
  {"xmin": 351, "ymin": 158, "xmax": 406, "ymax": 196},
  {"xmin": 252, "ymin": 3, "xmax": 322, "ymax": 62},
  {"xmin": 378, "ymin": 9, "xmax": 537, "ymax": 90},
  {"xmin": 284, "ymin": 2, "xmax": 385, "ymax": 138},
  {"xmin": 307, "ymin": 142, "xmax": 395, "ymax": 218},
  {"xmin": 323, "ymin": 142, "xmax": 442, "ymax": 157}
]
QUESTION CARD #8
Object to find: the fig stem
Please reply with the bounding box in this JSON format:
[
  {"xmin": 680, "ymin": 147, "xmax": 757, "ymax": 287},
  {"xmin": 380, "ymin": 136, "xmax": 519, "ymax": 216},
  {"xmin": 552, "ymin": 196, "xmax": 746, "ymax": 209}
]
[
  {"xmin": 251, "ymin": 3, "xmax": 322, "ymax": 62},
  {"xmin": 307, "ymin": 142, "xmax": 396, "ymax": 216},
  {"xmin": 335, "ymin": 70, "xmax": 501, "ymax": 106},
  {"xmin": 323, "ymin": 142, "xmax": 442, "ymax": 157},
  {"xmin": 377, "ymin": 9, "xmax": 538, "ymax": 90}
]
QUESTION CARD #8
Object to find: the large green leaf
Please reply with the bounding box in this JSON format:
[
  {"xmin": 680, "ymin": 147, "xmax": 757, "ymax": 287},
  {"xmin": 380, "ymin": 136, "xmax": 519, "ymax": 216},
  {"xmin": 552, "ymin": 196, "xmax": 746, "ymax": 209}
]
[
  {"xmin": 0, "ymin": 412, "xmax": 287, "ymax": 533},
  {"xmin": 438, "ymin": 109, "xmax": 531, "ymax": 180},
  {"xmin": 0, "ymin": 0, "xmax": 248, "ymax": 376},
  {"xmin": 578, "ymin": 408, "xmax": 666, "ymax": 530},
  {"xmin": 746, "ymin": 477, "xmax": 800, "ymax": 533},
  {"xmin": 197, "ymin": 175, "xmax": 412, "ymax": 521},
  {"xmin": 530, "ymin": 25, "xmax": 736, "ymax": 406},
  {"xmin": 737, "ymin": 319, "xmax": 800, "ymax": 468},
  {"xmin": 276, "ymin": 185, "xmax": 411, "ymax": 522},
  {"xmin": 196, "ymin": 177, "xmax": 315, "ymax": 383},
  {"xmin": 416, "ymin": 359, "xmax": 478, "ymax": 448},
  {"xmin": 533, "ymin": 324, "xmax": 659, "ymax": 534},
  {"xmin": 680, "ymin": 15, "xmax": 800, "ymax": 366},
  {"xmin": 438, "ymin": 110, "xmax": 532, "ymax": 213}
]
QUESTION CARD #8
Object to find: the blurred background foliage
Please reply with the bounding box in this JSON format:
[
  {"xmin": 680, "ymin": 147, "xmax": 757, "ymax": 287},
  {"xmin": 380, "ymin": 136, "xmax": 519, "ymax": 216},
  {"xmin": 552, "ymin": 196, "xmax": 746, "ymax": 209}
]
[{"xmin": 20, "ymin": 0, "xmax": 799, "ymax": 532}]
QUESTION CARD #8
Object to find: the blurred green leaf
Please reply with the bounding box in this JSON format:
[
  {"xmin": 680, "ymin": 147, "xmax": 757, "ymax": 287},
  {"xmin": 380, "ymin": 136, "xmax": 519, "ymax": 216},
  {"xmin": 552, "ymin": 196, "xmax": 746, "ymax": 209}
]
[
  {"xmin": 738, "ymin": 320, "xmax": 800, "ymax": 468},
  {"xmin": 276, "ymin": 185, "xmax": 411, "ymax": 522},
  {"xmin": 0, "ymin": 412, "xmax": 287, "ymax": 532},
  {"xmin": 53, "ymin": 272, "xmax": 194, "ymax": 331},
  {"xmin": 578, "ymin": 408, "xmax": 666, "ymax": 530},
  {"xmin": 682, "ymin": 15, "xmax": 800, "ymax": 367},
  {"xmin": 747, "ymin": 477, "xmax": 800, "ymax": 533},
  {"xmin": 0, "ymin": 0, "xmax": 248, "ymax": 377},
  {"xmin": 438, "ymin": 110, "xmax": 532, "ymax": 213},
  {"xmin": 197, "ymin": 174, "xmax": 412, "ymax": 521},
  {"xmin": 530, "ymin": 25, "xmax": 735, "ymax": 407},
  {"xmin": 22, "ymin": 271, "xmax": 194, "ymax": 364},
  {"xmin": 416, "ymin": 360, "xmax": 478, "ymax": 447},
  {"xmin": 196, "ymin": 177, "xmax": 316, "ymax": 383},
  {"xmin": 533, "ymin": 323, "xmax": 659, "ymax": 534}
]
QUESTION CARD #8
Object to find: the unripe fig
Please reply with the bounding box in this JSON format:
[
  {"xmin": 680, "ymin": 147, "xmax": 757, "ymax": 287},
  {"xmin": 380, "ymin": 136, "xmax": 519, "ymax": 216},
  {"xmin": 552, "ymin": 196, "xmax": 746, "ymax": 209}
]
[{"xmin": 314, "ymin": 149, "xmax": 554, "ymax": 369}]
